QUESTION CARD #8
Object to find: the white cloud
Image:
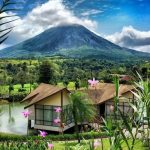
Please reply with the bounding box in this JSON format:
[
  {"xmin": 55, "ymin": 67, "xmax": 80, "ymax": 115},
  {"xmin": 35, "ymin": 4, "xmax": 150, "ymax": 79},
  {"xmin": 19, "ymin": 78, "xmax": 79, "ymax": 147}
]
[
  {"xmin": 81, "ymin": 9, "xmax": 103, "ymax": 17},
  {"xmin": 1, "ymin": 0, "xmax": 97, "ymax": 49},
  {"xmin": 0, "ymin": 44, "xmax": 10, "ymax": 50},
  {"xmin": 106, "ymin": 26, "xmax": 150, "ymax": 53},
  {"xmin": 71, "ymin": 0, "xmax": 85, "ymax": 8}
]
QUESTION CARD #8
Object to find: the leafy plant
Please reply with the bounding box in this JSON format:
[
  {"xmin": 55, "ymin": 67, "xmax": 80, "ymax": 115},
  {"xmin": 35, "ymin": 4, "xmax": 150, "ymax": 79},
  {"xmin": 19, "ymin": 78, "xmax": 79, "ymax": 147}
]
[
  {"xmin": 69, "ymin": 91, "xmax": 96, "ymax": 143},
  {"xmin": 101, "ymin": 74, "xmax": 150, "ymax": 150},
  {"xmin": 0, "ymin": 0, "xmax": 21, "ymax": 44},
  {"xmin": 132, "ymin": 73, "xmax": 150, "ymax": 148}
]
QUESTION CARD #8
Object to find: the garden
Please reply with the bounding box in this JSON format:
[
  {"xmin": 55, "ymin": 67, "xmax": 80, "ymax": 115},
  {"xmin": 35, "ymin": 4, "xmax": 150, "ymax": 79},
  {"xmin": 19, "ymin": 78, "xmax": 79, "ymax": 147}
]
[
  {"xmin": 0, "ymin": 75, "xmax": 150, "ymax": 150},
  {"xmin": 0, "ymin": 1, "xmax": 150, "ymax": 149}
]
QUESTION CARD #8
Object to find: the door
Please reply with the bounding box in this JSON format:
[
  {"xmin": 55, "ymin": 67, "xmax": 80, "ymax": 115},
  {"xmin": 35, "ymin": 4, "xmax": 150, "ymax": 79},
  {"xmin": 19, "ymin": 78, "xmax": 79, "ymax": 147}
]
[{"xmin": 99, "ymin": 103, "xmax": 105, "ymax": 118}]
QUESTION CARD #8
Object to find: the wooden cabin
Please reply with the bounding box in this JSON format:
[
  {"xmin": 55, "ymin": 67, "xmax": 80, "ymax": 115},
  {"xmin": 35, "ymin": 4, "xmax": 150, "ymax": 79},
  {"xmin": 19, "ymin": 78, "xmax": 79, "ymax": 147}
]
[
  {"xmin": 22, "ymin": 83, "xmax": 135, "ymax": 132},
  {"xmin": 81, "ymin": 83, "xmax": 135, "ymax": 121},
  {"xmin": 21, "ymin": 83, "xmax": 74, "ymax": 132}
]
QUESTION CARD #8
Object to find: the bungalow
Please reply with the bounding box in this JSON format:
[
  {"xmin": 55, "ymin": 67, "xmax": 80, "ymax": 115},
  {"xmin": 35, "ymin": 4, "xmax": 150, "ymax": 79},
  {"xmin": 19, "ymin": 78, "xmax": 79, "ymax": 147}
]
[
  {"xmin": 22, "ymin": 83, "xmax": 135, "ymax": 132},
  {"xmin": 81, "ymin": 83, "xmax": 135, "ymax": 121},
  {"xmin": 21, "ymin": 83, "xmax": 74, "ymax": 132}
]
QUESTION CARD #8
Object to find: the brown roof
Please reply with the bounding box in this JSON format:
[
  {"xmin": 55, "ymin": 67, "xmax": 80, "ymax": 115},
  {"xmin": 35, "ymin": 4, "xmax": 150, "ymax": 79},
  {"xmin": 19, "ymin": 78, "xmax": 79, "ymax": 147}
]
[
  {"xmin": 22, "ymin": 83, "xmax": 69, "ymax": 108},
  {"xmin": 79, "ymin": 83, "xmax": 135, "ymax": 104}
]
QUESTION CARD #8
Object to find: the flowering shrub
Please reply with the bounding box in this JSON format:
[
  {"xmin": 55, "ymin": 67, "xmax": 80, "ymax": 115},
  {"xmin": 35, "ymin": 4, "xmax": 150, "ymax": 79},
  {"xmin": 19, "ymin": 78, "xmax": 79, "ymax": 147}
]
[
  {"xmin": 0, "ymin": 140, "xmax": 52, "ymax": 150},
  {"xmin": 1, "ymin": 75, "xmax": 149, "ymax": 149},
  {"xmin": 22, "ymin": 110, "xmax": 32, "ymax": 118}
]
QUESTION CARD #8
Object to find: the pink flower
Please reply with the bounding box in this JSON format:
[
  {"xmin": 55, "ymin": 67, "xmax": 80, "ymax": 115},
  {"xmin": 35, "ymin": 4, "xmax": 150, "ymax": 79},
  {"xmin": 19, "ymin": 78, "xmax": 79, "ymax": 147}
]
[
  {"xmin": 39, "ymin": 130, "xmax": 47, "ymax": 137},
  {"xmin": 22, "ymin": 110, "xmax": 32, "ymax": 118},
  {"xmin": 47, "ymin": 143, "xmax": 53, "ymax": 150},
  {"xmin": 94, "ymin": 140, "xmax": 100, "ymax": 148},
  {"xmin": 54, "ymin": 118, "xmax": 61, "ymax": 124},
  {"xmin": 88, "ymin": 78, "xmax": 99, "ymax": 87},
  {"xmin": 54, "ymin": 107, "xmax": 62, "ymax": 113}
]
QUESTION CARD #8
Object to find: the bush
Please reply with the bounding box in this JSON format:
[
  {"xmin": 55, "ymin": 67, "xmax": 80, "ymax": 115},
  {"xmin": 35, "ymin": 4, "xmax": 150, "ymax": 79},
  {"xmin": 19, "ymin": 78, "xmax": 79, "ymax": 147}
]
[
  {"xmin": 8, "ymin": 92, "xmax": 28, "ymax": 102},
  {"xmin": 0, "ymin": 132, "xmax": 110, "ymax": 142},
  {"xmin": 18, "ymin": 88, "xmax": 26, "ymax": 92}
]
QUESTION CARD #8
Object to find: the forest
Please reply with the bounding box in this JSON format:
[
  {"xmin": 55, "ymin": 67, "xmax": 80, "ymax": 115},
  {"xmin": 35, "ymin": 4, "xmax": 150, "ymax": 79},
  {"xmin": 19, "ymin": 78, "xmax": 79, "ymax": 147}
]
[{"xmin": 0, "ymin": 56, "xmax": 149, "ymax": 101}]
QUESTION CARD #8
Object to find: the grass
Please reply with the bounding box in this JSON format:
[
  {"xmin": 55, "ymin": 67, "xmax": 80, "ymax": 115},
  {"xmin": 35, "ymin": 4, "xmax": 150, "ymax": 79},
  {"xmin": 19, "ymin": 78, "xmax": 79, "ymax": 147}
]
[
  {"xmin": 57, "ymin": 82, "xmax": 76, "ymax": 90},
  {"xmin": 54, "ymin": 139, "xmax": 145, "ymax": 150},
  {"xmin": 0, "ymin": 139, "xmax": 146, "ymax": 150},
  {"xmin": 0, "ymin": 84, "xmax": 35, "ymax": 95},
  {"xmin": 0, "ymin": 81, "xmax": 76, "ymax": 95},
  {"xmin": 67, "ymin": 82, "xmax": 75, "ymax": 90},
  {"xmin": 0, "ymin": 132, "xmax": 147, "ymax": 149}
]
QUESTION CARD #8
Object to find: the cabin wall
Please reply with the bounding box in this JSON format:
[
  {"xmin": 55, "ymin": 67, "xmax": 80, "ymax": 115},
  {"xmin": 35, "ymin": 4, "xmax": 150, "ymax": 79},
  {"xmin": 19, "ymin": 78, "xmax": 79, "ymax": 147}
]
[
  {"xmin": 105, "ymin": 91, "xmax": 134, "ymax": 118},
  {"xmin": 120, "ymin": 91, "xmax": 134, "ymax": 102},
  {"xmin": 28, "ymin": 105, "xmax": 35, "ymax": 120},
  {"xmin": 63, "ymin": 90, "xmax": 70, "ymax": 105},
  {"xmin": 37, "ymin": 92, "xmax": 61, "ymax": 106},
  {"xmin": 36, "ymin": 90, "xmax": 70, "ymax": 106}
]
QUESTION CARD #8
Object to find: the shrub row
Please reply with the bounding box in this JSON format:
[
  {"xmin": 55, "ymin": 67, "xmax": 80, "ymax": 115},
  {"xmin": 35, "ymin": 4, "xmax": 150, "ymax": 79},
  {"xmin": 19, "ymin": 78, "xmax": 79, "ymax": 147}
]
[
  {"xmin": 0, "ymin": 132, "xmax": 110, "ymax": 142},
  {"xmin": 8, "ymin": 92, "xmax": 28, "ymax": 102}
]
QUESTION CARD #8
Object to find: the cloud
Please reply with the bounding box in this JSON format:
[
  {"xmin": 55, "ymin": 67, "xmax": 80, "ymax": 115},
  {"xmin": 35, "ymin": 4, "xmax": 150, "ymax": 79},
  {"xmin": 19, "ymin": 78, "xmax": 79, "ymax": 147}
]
[
  {"xmin": 106, "ymin": 26, "xmax": 150, "ymax": 52},
  {"xmin": 81, "ymin": 9, "xmax": 103, "ymax": 17},
  {"xmin": 0, "ymin": 44, "xmax": 10, "ymax": 50},
  {"xmin": 71, "ymin": 0, "xmax": 85, "ymax": 8},
  {"xmin": 1, "ymin": 0, "xmax": 97, "ymax": 49}
]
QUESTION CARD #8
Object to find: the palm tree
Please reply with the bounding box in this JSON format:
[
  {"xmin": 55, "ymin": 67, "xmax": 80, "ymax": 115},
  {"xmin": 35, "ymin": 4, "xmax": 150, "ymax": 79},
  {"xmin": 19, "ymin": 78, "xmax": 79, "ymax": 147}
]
[
  {"xmin": 69, "ymin": 91, "xmax": 96, "ymax": 143},
  {"xmin": 0, "ymin": 0, "xmax": 20, "ymax": 44},
  {"xmin": 0, "ymin": 0, "xmax": 21, "ymax": 116}
]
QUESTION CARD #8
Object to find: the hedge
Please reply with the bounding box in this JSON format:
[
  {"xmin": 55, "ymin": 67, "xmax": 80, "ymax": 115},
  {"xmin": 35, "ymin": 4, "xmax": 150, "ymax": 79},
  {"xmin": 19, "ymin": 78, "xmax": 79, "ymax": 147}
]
[
  {"xmin": 0, "ymin": 132, "xmax": 110, "ymax": 142},
  {"xmin": 8, "ymin": 92, "xmax": 28, "ymax": 102}
]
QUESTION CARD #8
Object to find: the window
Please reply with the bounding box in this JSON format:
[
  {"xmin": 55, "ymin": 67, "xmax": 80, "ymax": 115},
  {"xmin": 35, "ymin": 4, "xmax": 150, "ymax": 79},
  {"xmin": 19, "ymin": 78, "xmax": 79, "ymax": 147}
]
[
  {"xmin": 35, "ymin": 106, "xmax": 44, "ymax": 125},
  {"xmin": 44, "ymin": 109, "xmax": 53, "ymax": 126},
  {"xmin": 35, "ymin": 104, "xmax": 73, "ymax": 126},
  {"xmin": 35, "ymin": 105, "xmax": 54, "ymax": 126}
]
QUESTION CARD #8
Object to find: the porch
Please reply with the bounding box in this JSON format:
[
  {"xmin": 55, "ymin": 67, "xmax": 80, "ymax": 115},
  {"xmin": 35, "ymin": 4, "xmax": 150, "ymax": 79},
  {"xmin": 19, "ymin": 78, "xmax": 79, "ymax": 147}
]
[
  {"xmin": 29, "ymin": 104, "xmax": 74, "ymax": 132},
  {"xmin": 95, "ymin": 98, "xmax": 135, "ymax": 121}
]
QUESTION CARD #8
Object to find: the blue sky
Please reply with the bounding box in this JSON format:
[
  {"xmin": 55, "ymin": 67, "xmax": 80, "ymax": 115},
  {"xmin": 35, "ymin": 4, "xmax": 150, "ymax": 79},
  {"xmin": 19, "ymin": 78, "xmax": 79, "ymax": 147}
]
[
  {"xmin": 19, "ymin": 0, "xmax": 150, "ymax": 34},
  {"xmin": 1, "ymin": 0, "xmax": 150, "ymax": 52}
]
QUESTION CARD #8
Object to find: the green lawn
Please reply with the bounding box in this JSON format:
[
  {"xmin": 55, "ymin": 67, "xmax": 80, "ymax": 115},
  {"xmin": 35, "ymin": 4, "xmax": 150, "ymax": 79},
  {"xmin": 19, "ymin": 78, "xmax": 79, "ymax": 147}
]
[
  {"xmin": 57, "ymin": 82, "xmax": 75, "ymax": 90},
  {"xmin": 67, "ymin": 82, "xmax": 75, "ymax": 90},
  {"xmin": 0, "ymin": 139, "xmax": 146, "ymax": 150},
  {"xmin": 53, "ymin": 139, "xmax": 145, "ymax": 150},
  {"xmin": 0, "ymin": 81, "xmax": 76, "ymax": 95},
  {"xmin": 0, "ymin": 83, "xmax": 35, "ymax": 95},
  {"xmin": 0, "ymin": 132, "xmax": 147, "ymax": 150}
]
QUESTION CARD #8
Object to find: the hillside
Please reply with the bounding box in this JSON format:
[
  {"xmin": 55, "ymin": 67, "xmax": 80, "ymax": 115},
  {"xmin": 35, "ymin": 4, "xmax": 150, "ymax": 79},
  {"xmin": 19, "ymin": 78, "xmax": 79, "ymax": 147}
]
[{"xmin": 0, "ymin": 24, "xmax": 149, "ymax": 59}]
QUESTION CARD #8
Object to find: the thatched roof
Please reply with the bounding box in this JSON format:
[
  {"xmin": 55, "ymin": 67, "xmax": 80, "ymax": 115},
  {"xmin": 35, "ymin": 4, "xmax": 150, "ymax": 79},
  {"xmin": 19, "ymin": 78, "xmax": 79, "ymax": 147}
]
[
  {"xmin": 79, "ymin": 83, "xmax": 135, "ymax": 104},
  {"xmin": 22, "ymin": 83, "xmax": 69, "ymax": 108},
  {"xmin": 22, "ymin": 83, "xmax": 135, "ymax": 108}
]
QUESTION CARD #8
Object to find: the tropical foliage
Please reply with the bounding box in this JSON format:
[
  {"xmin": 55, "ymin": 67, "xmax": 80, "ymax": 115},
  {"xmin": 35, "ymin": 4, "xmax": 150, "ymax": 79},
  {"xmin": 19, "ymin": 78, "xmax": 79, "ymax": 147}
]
[
  {"xmin": 0, "ymin": 0, "xmax": 21, "ymax": 44},
  {"xmin": 69, "ymin": 91, "xmax": 96, "ymax": 143}
]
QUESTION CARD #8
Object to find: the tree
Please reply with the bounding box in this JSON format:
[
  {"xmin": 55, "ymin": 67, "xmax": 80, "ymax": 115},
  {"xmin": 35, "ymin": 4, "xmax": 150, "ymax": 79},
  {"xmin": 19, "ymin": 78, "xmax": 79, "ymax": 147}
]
[
  {"xmin": 0, "ymin": 0, "xmax": 21, "ymax": 44},
  {"xmin": 28, "ymin": 65, "xmax": 38, "ymax": 92},
  {"xmin": 38, "ymin": 60, "xmax": 54, "ymax": 84},
  {"xmin": 16, "ymin": 70, "xmax": 29, "ymax": 88},
  {"xmin": 141, "ymin": 67, "xmax": 148, "ymax": 77},
  {"xmin": 69, "ymin": 91, "xmax": 96, "ymax": 143},
  {"xmin": 0, "ymin": 70, "xmax": 8, "ymax": 87},
  {"xmin": 75, "ymin": 80, "xmax": 80, "ymax": 90}
]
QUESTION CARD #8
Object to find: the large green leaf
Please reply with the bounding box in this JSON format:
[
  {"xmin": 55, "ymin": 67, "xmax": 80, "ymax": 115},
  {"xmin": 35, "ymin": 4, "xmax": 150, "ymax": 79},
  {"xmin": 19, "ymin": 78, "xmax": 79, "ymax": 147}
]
[{"xmin": 0, "ymin": 0, "xmax": 21, "ymax": 44}]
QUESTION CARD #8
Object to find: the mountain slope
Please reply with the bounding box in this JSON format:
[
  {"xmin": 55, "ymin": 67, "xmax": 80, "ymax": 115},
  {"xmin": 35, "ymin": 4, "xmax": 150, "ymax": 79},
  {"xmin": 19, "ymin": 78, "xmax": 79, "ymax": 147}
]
[{"xmin": 0, "ymin": 24, "xmax": 149, "ymax": 59}]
